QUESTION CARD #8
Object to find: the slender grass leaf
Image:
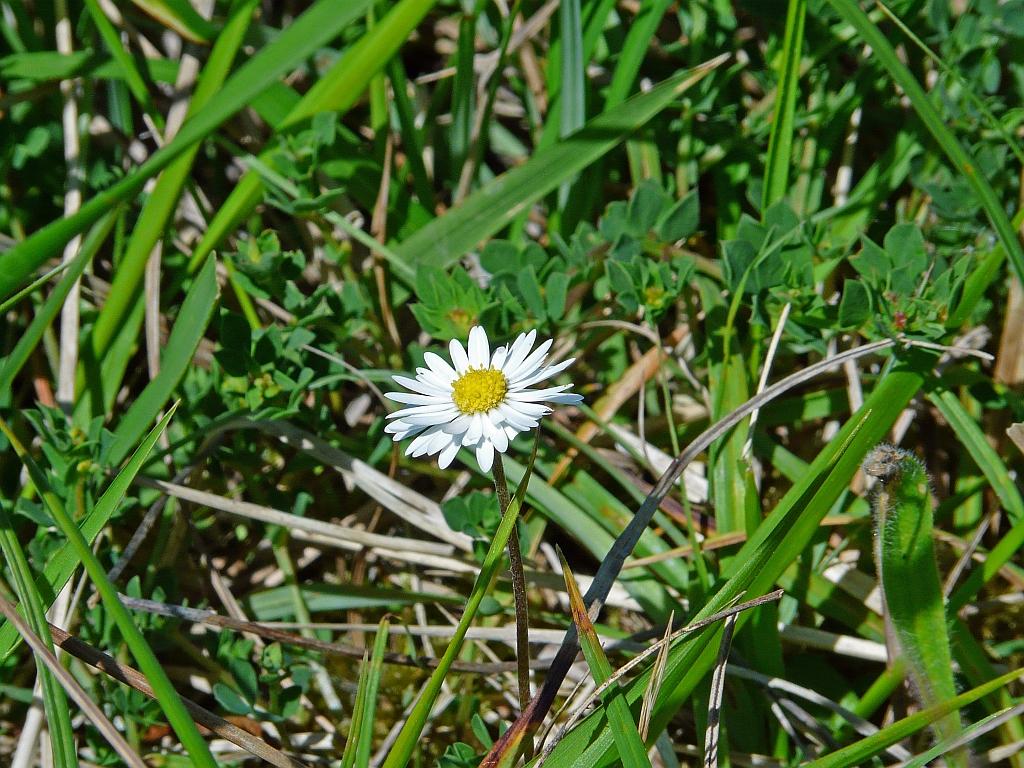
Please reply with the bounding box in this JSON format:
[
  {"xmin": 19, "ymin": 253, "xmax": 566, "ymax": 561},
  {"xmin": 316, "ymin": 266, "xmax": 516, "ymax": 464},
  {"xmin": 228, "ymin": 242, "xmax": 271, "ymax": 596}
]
[
  {"xmin": 108, "ymin": 257, "xmax": 219, "ymax": 465},
  {"xmin": 0, "ymin": 504, "xmax": 77, "ymax": 767},
  {"xmin": 762, "ymin": 0, "xmax": 806, "ymax": 211},
  {"xmin": 803, "ymin": 667, "xmax": 1023, "ymax": 768},
  {"xmin": 560, "ymin": 550, "xmax": 653, "ymax": 768}
]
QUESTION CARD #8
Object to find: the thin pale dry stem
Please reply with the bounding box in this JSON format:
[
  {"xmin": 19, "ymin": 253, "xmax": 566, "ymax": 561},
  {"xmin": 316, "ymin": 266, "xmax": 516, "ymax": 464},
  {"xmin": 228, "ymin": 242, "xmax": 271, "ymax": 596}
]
[
  {"xmin": 703, "ymin": 612, "xmax": 737, "ymax": 768},
  {"xmin": 534, "ymin": 591, "xmax": 784, "ymax": 765},
  {"xmin": 43, "ymin": 620, "xmax": 309, "ymax": 768},
  {"xmin": 0, "ymin": 592, "xmax": 147, "ymax": 768}
]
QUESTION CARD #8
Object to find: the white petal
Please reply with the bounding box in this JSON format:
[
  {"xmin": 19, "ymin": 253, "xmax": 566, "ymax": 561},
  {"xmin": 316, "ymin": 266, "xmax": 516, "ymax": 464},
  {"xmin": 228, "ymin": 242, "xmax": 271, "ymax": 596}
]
[
  {"xmin": 385, "ymin": 391, "xmax": 447, "ymax": 405},
  {"xmin": 476, "ymin": 440, "xmax": 494, "ymax": 473},
  {"xmin": 498, "ymin": 403, "xmax": 544, "ymax": 430},
  {"xmin": 423, "ymin": 352, "xmax": 458, "ymax": 383},
  {"xmin": 500, "ymin": 401, "xmax": 550, "ymax": 419},
  {"xmin": 449, "ymin": 338, "xmax": 470, "ymax": 373},
  {"xmin": 500, "ymin": 330, "xmax": 536, "ymax": 375},
  {"xmin": 544, "ymin": 392, "xmax": 584, "ymax": 405},
  {"xmin": 443, "ymin": 414, "xmax": 473, "ymax": 435},
  {"xmin": 504, "ymin": 339, "xmax": 553, "ymax": 381},
  {"xmin": 468, "ymin": 326, "xmax": 490, "ymax": 368},
  {"xmin": 485, "ymin": 418, "xmax": 509, "ymax": 453},
  {"xmin": 393, "ymin": 374, "xmax": 449, "ymax": 396},
  {"xmin": 393, "ymin": 410, "xmax": 461, "ymax": 426},
  {"xmin": 386, "ymin": 421, "xmax": 427, "ymax": 439},
  {"xmin": 504, "ymin": 424, "xmax": 520, "ymax": 441},
  {"xmin": 408, "ymin": 428, "xmax": 442, "ymax": 456},
  {"xmin": 386, "ymin": 403, "xmax": 457, "ymax": 419},
  {"xmin": 509, "ymin": 357, "xmax": 575, "ymax": 387},
  {"xmin": 415, "ymin": 367, "xmax": 454, "ymax": 392},
  {"xmin": 464, "ymin": 413, "xmax": 485, "ymax": 445},
  {"xmin": 425, "ymin": 428, "xmax": 454, "ymax": 455},
  {"xmin": 491, "ymin": 345, "xmax": 509, "ymax": 369},
  {"xmin": 507, "ymin": 384, "xmax": 573, "ymax": 402},
  {"xmin": 438, "ymin": 436, "xmax": 461, "ymax": 468}
]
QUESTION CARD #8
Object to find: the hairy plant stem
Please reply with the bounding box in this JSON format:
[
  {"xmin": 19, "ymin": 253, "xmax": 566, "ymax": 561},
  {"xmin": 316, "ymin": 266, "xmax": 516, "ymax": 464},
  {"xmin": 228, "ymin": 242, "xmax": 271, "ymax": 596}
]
[{"xmin": 492, "ymin": 453, "xmax": 533, "ymax": 756}]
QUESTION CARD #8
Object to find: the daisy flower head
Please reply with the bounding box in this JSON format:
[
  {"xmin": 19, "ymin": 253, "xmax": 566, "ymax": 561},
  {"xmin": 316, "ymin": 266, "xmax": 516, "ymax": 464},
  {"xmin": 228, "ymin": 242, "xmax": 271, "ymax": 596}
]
[{"xmin": 384, "ymin": 326, "xmax": 583, "ymax": 472}]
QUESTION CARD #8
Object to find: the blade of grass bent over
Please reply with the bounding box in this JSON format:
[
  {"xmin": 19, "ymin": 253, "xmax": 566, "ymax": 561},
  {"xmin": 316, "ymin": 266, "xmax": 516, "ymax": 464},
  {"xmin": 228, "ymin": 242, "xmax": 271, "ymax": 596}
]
[
  {"xmin": 560, "ymin": 549, "xmax": 653, "ymax": 768},
  {"xmin": 380, "ymin": 432, "xmax": 540, "ymax": 768},
  {"xmin": 0, "ymin": 411, "xmax": 218, "ymax": 768}
]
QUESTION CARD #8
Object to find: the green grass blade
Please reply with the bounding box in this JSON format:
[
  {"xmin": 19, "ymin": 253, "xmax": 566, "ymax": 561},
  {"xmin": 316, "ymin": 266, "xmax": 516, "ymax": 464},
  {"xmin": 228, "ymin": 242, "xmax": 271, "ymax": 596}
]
[
  {"xmin": 560, "ymin": 550, "xmax": 654, "ymax": 768},
  {"xmin": 185, "ymin": 0, "xmax": 434, "ymax": 273},
  {"xmin": 864, "ymin": 445, "xmax": 963, "ymax": 762},
  {"xmin": 86, "ymin": 0, "xmax": 258, "ymax": 366},
  {"xmin": 762, "ymin": 0, "xmax": 806, "ymax": 211},
  {"xmin": 559, "ymin": 0, "xmax": 585, "ymax": 138},
  {"xmin": 130, "ymin": 0, "xmax": 217, "ymax": 43},
  {"xmin": 107, "ymin": 257, "xmax": 219, "ymax": 465},
  {"xmin": 380, "ymin": 433, "xmax": 540, "ymax": 768},
  {"xmin": 902, "ymin": 703, "xmax": 1024, "ymax": 768},
  {"xmin": 0, "ymin": 211, "xmax": 116, "ymax": 395},
  {"xmin": 0, "ymin": 408, "xmax": 218, "ymax": 767},
  {"xmin": 388, "ymin": 57, "xmax": 434, "ymax": 207},
  {"xmin": 604, "ymin": 0, "xmax": 672, "ymax": 108},
  {"xmin": 804, "ymin": 667, "xmax": 1024, "ymax": 768},
  {"xmin": 0, "ymin": 262, "xmax": 69, "ymax": 315},
  {"xmin": 393, "ymin": 57, "xmax": 727, "ymax": 284},
  {"xmin": 824, "ymin": 0, "xmax": 1024, "ymax": 285},
  {"xmin": 83, "ymin": 0, "xmax": 159, "ymax": 116},
  {"xmin": 0, "ymin": 0, "xmax": 376, "ymax": 300},
  {"xmin": 928, "ymin": 388, "xmax": 1024, "ymax": 522},
  {"xmin": 0, "ymin": 503, "xmax": 77, "ymax": 767},
  {"xmin": 356, "ymin": 618, "xmax": 390, "ymax": 766}
]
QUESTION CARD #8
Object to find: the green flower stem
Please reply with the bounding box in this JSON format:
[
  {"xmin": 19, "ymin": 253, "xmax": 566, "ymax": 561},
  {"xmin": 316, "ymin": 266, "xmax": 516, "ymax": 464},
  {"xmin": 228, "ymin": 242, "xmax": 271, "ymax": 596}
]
[{"xmin": 381, "ymin": 435, "xmax": 539, "ymax": 768}]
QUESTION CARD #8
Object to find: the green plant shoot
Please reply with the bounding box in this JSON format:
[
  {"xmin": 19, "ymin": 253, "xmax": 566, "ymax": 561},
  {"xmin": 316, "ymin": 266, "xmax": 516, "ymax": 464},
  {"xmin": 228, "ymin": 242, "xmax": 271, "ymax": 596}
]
[{"xmin": 864, "ymin": 444, "xmax": 964, "ymax": 765}]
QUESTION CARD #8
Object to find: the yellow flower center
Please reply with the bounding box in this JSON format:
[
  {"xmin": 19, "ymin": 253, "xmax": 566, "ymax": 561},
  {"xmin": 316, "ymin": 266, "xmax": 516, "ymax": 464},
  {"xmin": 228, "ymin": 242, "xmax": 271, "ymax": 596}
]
[{"xmin": 451, "ymin": 367, "xmax": 508, "ymax": 414}]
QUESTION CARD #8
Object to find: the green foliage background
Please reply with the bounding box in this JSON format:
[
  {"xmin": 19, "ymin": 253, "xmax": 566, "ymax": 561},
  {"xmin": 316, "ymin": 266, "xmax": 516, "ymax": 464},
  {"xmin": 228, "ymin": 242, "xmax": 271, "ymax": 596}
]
[{"xmin": 1, "ymin": 0, "xmax": 1024, "ymax": 766}]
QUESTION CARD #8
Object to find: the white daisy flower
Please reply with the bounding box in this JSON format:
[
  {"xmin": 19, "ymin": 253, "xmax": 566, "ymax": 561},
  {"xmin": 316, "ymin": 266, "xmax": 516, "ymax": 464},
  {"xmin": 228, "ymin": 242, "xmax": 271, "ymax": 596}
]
[{"xmin": 384, "ymin": 326, "xmax": 583, "ymax": 472}]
